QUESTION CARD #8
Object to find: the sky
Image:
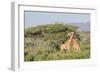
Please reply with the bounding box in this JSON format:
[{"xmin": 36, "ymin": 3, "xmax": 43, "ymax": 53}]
[{"xmin": 24, "ymin": 11, "xmax": 90, "ymax": 31}]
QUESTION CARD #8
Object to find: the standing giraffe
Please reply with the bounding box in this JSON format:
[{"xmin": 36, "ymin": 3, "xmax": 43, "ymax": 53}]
[
  {"xmin": 72, "ymin": 35, "xmax": 80, "ymax": 52},
  {"xmin": 60, "ymin": 32, "xmax": 74, "ymax": 51}
]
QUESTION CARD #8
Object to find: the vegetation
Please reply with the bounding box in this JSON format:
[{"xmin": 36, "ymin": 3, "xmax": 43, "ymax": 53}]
[{"xmin": 24, "ymin": 23, "xmax": 90, "ymax": 61}]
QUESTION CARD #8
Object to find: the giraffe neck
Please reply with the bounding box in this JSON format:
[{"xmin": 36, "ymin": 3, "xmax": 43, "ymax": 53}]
[{"xmin": 65, "ymin": 34, "xmax": 73, "ymax": 44}]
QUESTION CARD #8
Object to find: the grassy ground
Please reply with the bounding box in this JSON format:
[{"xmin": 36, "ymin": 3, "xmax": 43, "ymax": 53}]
[{"xmin": 24, "ymin": 43, "xmax": 90, "ymax": 61}]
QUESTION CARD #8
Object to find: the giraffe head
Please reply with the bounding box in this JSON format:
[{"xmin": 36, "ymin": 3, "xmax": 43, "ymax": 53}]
[
  {"xmin": 70, "ymin": 32, "xmax": 74, "ymax": 35},
  {"xmin": 68, "ymin": 32, "xmax": 74, "ymax": 36}
]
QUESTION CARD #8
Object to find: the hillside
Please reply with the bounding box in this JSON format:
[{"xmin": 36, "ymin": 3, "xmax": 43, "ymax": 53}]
[{"xmin": 24, "ymin": 23, "xmax": 90, "ymax": 61}]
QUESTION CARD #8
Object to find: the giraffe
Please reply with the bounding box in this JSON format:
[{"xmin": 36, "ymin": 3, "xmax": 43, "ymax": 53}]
[
  {"xmin": 72, "ymin": 35, "xmax": 80, "ymax": 52},
  {"xmin": 60, "ymin": 32, "xmax": 74, "ymax": 52}
]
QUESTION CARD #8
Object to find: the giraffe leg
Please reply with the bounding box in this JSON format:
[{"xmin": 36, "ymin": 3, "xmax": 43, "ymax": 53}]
[
  {"xmin": 73, "ymin": 44, "xmax": 76, "ymax": 52},
  {"xmin": 75, "ymin": 47, "xmax": 80, "ymax": 52},
  {"xmin": 60, "ymin": 44, "xmax": 65, "ymax": 52},
  {"xmin": 67, "ymin": 45, "xmax": 70, "ymax": 52},
  {"xmin": 60, "ymin": 46, "xmax": 63, "ymax": 52},
  {"xmin": 78, "ymin": 47, "xmax": 81, "ymax": 52}
]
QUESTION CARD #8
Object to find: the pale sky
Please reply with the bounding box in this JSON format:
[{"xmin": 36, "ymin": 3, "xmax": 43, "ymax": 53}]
[{"xmin": 24, "ymin": 11, "xmax": 90, "ymax": 31}]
